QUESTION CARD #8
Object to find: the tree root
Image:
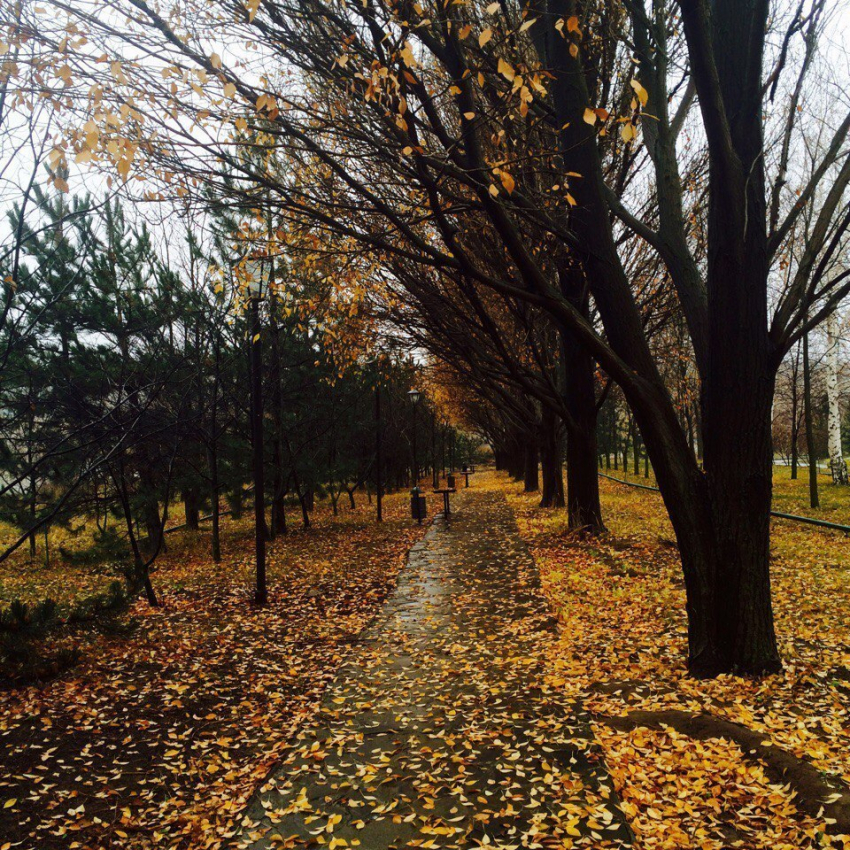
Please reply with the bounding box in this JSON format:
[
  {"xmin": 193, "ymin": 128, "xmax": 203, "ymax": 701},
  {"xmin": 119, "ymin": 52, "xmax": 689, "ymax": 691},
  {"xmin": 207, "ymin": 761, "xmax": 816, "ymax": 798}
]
[{"xmin": 593, "ymin": 707, "xmax": 850, "ymax": 833}]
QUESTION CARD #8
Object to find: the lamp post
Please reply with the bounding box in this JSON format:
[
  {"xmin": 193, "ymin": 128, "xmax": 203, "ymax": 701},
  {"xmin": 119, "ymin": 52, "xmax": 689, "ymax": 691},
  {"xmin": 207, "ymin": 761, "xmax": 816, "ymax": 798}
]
[
  {"xmin": 431, "ymin": 410, "xmax": 439, "ymax": 489},
  {"xmin": 247, "ymin": 258, "xmax": 270, "ymax": 605},
  {"xmin": 375, "ymin": 379, "xmax": 383, "ymax": 523},
  {"xmin": 408, "ymin": 388, "xmax": 422, "ymax": 523}
]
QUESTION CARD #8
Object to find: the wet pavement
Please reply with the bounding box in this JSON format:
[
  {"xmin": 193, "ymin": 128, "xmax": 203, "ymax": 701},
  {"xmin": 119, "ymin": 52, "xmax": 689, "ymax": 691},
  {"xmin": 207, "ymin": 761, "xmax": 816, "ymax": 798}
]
[{"xmin": 235, "ymin": 490, "xmax": 632, "ymax": 849}]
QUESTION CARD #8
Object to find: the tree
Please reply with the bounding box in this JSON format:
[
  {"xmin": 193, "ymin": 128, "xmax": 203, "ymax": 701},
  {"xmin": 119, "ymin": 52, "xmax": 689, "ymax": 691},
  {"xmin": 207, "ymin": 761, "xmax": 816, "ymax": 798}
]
[
  {"xmin": 826, "ymin": 310, "xmax": 849, "ymax": 485},
  {"xmin": 31, "ymin": 0, "xmax": 850, "ymax": 674}
]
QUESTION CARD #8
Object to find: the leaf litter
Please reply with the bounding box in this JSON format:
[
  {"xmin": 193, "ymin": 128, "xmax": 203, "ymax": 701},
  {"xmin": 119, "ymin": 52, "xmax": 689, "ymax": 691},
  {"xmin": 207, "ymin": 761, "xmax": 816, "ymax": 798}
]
[{"xmin": 0, "ymin": 494, "xmax": 423, "ymax": 849}]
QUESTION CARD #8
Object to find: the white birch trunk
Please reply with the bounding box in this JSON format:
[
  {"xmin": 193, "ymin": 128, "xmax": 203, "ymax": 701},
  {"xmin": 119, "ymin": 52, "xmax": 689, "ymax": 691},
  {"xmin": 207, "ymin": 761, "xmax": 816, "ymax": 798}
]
[{"xmin": 826, "ymin": 311, "xmax": 849, "ymax": 485}]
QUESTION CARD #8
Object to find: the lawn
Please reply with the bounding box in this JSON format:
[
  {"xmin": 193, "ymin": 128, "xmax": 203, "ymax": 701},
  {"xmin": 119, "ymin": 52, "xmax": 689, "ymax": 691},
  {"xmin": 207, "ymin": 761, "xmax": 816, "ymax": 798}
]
[
  {"xmin": 0, "ymin": 492, "xmax": 425, "ymax": 850},
  {"xmin": 600, "ymin": 461, "xmax": 850, "ymax": 525}
]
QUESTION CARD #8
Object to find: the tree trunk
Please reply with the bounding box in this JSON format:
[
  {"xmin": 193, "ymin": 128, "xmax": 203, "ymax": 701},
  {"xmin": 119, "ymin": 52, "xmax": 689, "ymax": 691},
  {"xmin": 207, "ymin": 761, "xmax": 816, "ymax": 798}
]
[
  {"xmin": 298, "ymin": 492, "xmax": 311, "ymax": 528},
  {"xmin": 28, "ymin": 408, "xmax": 36, "ymax": 559},
  {"xmin": 539, "ymin": 408, "xmax": 565, "ymax": 508},
  {"xmin": 698, "ymin": 341, "xmax": 779, "ymax": 675},
  {"xmin": 209, "ymin": 335, "xmax": 221, "ymax": 563},
  {"xmin": 523, "ymin": 436, "xmax": 539, "ymax": 492},
  {"xmin": 494, "ymin": 447, "xmax": 506, "ymax": 471},
  {"xmin": 229, "ymin": 488, "xmax": 244, "ymax": 520},
  {"xmin": 143, "ymin": 494, "xmax": 163, "ymax": 557},
  {"xmin": 250, "ymin": 295, "xmax": 267, "ymax": 605},
  {"xmin": 183, "ymin": 487, "xmax": 200, "ymax": 531},
  {"xmin": 826, "ymin": 312, "xmax": 849, "ymax": 484},
  {"xmin": 612, "ymin": 415, "xmax": 618, "ymax": 470},
  {"xmin": 506, "ymin": 436, "xmax": 525, "ymax": 480},
  {"xmin": 566, "ymin": 426, "xmax": 604, "ymax": 534},
  {"xmin": 633, "ymin": 425, "xmax": 641, "ymax": 475},
  {"xmin": 803, "ymin": 329, "xmax": 820, "ymax": 508},
  {"xmin": 536, "ymin": 1, "xmax": 779, "ymax": 674},
  {"xmin": 694, "ymin": 400, "xmax": 704, "ymax": 463},
  {"xmin": 558, "ymin": 273, "xmax": 604, "ymax": 534},
  {"xmin": 112, "ymin": 459, "xmax": 159, "ymax": 607},
  {"xmin": 790, "ymin": 353, "xmax": 799, "ymax": 480},
  {"xmin": 270, "ymin": 292, "xmax": 288, "ymax": 536}
]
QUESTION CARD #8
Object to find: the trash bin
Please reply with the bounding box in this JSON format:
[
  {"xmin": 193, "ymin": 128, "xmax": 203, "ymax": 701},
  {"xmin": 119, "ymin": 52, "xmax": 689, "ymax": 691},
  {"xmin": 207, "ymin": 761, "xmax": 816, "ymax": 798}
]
[
  {"xmin": 446, "ymin": 474, "xmax": 456, "ymax": 489},
  {"xmin": 410, "ymin": 488, "xmax": 427, "ymax": 522}
]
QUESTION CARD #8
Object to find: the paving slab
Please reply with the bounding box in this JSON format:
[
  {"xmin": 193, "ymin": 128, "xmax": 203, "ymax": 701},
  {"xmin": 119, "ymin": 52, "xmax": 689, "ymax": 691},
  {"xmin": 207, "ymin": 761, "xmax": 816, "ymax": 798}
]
[{"xmin": 235, "ymin": 490, "xmax": 633, "ymax": 849}]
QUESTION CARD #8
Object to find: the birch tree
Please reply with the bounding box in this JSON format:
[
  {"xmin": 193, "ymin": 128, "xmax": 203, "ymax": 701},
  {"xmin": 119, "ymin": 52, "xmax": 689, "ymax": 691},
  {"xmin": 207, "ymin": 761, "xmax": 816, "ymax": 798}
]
[{"xmin": 826, "ymin": 309, "xmax": 849, "ymax": 485}]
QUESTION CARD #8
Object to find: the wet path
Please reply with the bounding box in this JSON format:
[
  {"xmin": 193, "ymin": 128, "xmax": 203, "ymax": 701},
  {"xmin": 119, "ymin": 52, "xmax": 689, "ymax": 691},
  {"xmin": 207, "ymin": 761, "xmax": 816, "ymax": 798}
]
[{"xmin": 236, "ymin": 490, "xmax": 632, "ymax": 849}]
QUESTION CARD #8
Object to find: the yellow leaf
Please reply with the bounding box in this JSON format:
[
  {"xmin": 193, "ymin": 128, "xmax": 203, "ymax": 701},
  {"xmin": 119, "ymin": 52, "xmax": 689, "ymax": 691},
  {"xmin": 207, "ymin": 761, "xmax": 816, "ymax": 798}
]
[
  {"xmin": 486, "ymin": 2, "xmax": 499, "ymax": 12},
  {"xmin": 224, "ymin": 82, "xmax": 236, "ymax": 98},
  {"xmin": 497, "ymin": 57, "xmax": 515, "ymax": 81},
  {"xmin": 246, "ymin": 0, "xmax": 261, "ymax": 21},
  {"xmin": 479, "ymin": 28, "xmax": 493, "ymax": 47},
  {"xmin": 210, "ymin": 52, "xmax": 222, "ymax": 69},
  {"xmin": 500, "ymin": 170, "xmax": 516, "ymax": 193},
  {"xmin": 582, "ymin": 107, "xmax": 597, "ymax": 125},
  {"xmin": 630, "ymin": 78, "xmax": 649, "ymax": 106},
  {"xmin": 463, "ymin": 111, "xmax": 475, "ymax": 120},
  {"xmin": 3, "ymin": 799, "xmax": 16, "ymax": 809},
  {"xmin": 488, "ymin": 183, "xmax": 499, "ymax": 197},
  {"xmin": 620, "ymin": 122, "xmax": 635, "ymax": 142},
  {"xmin": 400, "ymin": 42, "xmax": 416, "ymax": 67},
  {"xmin": 519, "ymin": 17, "xmax": 537, "ymax": 32},
  {"xmin": 567, "ymin": 15, "xmax": 580, "ymax": 33}
]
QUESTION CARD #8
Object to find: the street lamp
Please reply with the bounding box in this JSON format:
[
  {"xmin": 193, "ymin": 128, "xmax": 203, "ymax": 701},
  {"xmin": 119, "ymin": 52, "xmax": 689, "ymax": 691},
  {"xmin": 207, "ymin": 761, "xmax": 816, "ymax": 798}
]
[
  {"xmin": 431, "ymin": 410, "xmax": 439, "ymax": 489},
  {"xmin": 408, "ymin": 388, "xmax": 422, "ymax": 523},
  {"xmin": 372, "ymin": 361, "xmax": 383, "ymax": 524},
  {"xmin": 246, "ymin": 257, "xmax": 270, "ymax": 605},
  {"xmin": 365, "ymin": 353, "xmax": 386, "ymax": 524}
]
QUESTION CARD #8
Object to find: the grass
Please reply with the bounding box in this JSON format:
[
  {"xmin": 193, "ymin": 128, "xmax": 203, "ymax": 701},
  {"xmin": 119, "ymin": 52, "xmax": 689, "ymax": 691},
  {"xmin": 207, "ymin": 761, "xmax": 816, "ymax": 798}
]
[{"xmin": 600, "ymin": 460, "xmax": 850, "ymax": 526}]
